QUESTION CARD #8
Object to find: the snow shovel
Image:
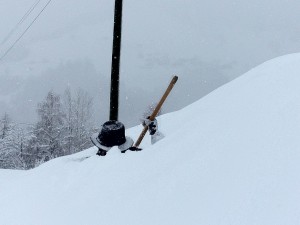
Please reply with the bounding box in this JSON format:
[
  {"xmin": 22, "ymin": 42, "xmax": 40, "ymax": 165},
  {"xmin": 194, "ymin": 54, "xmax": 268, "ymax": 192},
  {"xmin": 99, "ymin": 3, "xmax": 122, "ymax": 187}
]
[{"xmin": 134, "ymin": 75, "xmax": 178, "ymax": 148}]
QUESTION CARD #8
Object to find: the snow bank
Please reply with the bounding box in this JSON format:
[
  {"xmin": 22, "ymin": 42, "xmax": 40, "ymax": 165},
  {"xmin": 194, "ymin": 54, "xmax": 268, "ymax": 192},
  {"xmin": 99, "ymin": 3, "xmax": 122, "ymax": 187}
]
[{"xmin": 1, "ymin": 54, "xmax": 300, "ymax": 225}]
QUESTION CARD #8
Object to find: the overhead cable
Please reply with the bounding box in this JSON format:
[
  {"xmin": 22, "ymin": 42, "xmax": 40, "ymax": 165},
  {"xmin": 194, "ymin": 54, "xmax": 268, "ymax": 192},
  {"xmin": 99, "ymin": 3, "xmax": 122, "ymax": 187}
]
[
  {"xmin": 0, "ymin": 0, "xmax": 53, "ymax": 62},
  {"xmin": 1, "ymin": 0, "xmax": 43, "ymax": 45}
]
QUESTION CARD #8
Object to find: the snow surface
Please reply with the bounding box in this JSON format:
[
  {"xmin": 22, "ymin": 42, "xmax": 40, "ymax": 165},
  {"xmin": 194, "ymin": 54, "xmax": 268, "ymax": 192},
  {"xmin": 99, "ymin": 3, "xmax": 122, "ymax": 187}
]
[{"xmin": 1, "ymin": 54, "xmax": 300, "ymax": 224}]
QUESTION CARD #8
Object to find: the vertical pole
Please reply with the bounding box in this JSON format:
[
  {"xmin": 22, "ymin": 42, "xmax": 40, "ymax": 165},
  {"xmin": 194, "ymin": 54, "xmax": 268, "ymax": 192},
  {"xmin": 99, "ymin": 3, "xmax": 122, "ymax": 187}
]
[{"xmin": 109, "ymin": 0, "xmax": 123, "ymax": 121}]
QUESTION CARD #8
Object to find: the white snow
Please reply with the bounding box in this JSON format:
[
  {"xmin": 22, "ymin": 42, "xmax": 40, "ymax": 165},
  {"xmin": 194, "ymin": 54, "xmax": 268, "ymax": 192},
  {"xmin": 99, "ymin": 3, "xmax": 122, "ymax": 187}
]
[{"xmin": 1, "ymin": 54, "xmax": 300, "ymax": 224}]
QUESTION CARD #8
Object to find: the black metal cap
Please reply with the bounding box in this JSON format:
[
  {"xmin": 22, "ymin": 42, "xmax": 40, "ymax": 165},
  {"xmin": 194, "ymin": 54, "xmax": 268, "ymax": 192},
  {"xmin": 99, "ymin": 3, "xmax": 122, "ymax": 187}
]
[{"xmin": 98, "ymin": 120, "xmax": 126, "ymax": 147}]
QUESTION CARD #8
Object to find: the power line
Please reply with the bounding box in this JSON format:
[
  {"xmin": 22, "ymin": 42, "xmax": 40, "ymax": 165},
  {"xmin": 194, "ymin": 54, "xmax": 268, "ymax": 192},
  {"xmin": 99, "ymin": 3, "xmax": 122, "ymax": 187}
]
[
  {"xmin": 0, "ymin": 0, "xmax": 53, "ymax": 62},
  {"xmin": 1, "ymin": 0, "xmax": 43, "ymax": 46},
  {"xmin": 15, "ymin": 122, "xmax": 35, "ymax": 126}
]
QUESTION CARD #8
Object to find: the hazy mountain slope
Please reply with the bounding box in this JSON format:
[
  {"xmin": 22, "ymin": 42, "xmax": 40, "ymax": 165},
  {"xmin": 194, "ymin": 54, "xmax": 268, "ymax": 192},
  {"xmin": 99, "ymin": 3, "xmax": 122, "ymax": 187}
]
[{"xmin": 0, "ymin": 54, "xmax": 300, "ymax": 225}]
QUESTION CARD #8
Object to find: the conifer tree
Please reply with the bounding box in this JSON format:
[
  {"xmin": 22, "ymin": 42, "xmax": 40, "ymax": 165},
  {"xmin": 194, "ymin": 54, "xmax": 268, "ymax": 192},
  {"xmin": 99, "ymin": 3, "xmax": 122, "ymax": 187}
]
[{"xmin": 34, "ymin": 91, "xmax": 65, "ymax": 162}]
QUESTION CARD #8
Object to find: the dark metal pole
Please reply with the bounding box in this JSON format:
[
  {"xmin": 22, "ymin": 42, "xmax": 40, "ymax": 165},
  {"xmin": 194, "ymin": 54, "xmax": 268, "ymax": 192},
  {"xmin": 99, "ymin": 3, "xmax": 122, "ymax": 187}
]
[{"xmin": 109, "ymin": 0, "xmax": 123, "ymax": 121}]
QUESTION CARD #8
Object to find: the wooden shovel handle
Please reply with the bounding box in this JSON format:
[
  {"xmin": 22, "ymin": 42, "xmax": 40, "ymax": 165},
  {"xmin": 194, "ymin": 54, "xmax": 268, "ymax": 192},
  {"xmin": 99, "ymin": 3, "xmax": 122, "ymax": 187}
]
[{"xmin": 134, "ymin": 75, "xmax": 178, "ymax": 147}]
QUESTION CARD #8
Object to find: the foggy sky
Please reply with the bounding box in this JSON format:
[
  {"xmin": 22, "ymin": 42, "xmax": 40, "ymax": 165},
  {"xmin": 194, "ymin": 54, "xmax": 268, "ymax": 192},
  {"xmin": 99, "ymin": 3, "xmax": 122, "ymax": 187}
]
[{"xmin": 0, "ymin": 0, "xmax": 299, "ymax": 127}]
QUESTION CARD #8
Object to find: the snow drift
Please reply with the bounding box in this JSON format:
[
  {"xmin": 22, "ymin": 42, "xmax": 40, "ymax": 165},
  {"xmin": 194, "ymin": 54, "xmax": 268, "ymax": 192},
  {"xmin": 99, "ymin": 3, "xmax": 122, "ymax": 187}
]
[{"xmin": 1, "ymin": 54, "xmax": 300, "ymax": 225}]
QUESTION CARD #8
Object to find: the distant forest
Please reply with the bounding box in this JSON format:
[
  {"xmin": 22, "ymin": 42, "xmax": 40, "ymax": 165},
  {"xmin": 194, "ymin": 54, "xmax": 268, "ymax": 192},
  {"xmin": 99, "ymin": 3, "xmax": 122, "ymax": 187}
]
[{"xmin": 0, "ymin": 88, "xmax": 95, "ymax": 169}]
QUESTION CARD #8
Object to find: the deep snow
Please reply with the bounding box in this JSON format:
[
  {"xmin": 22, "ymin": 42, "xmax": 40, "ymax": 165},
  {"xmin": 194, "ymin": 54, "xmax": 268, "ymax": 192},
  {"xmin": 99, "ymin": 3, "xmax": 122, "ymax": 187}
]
[{"xmin": 0, "ymin": 54, "xmax": 300, "ymax": 224}]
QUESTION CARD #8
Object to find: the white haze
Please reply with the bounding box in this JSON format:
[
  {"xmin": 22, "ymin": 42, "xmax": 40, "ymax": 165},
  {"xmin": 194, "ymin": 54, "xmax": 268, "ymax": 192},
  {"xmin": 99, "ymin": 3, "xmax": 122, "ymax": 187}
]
[{"xmin": 0, "ymin": 0, "xmax": 299, "ymax": 126}]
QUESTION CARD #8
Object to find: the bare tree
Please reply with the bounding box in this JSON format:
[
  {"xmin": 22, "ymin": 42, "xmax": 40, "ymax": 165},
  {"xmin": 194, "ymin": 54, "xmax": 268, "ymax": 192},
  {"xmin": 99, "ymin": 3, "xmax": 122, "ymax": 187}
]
[
  {"xmin": 63, "ymin": 87, "xmax": 94, "ymax": 154},
  {"xmin": 63, "ymin": 87, "xmax": 74, "ymax": 155}
]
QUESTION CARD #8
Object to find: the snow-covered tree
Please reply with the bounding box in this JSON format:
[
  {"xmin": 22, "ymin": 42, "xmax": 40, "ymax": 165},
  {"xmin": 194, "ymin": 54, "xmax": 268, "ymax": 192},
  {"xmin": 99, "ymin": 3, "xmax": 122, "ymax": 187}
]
[
  {"xmin": 0, "ymin": 112, "xmax": 11, "ymax": 139},
  {"xmin": 62, "ymin": 87, "xmax": 94, "ymax": 154},
  {"xmin": 1, "ymin": 88, "xmax": 95, "ymax": 169},
  {"xmin": 0, "ymin": 114, "xmax": 27, "ymax": 169},
  {"xmin": 33, "ymin": 91, "xmax": 65, "ymax": 162}
]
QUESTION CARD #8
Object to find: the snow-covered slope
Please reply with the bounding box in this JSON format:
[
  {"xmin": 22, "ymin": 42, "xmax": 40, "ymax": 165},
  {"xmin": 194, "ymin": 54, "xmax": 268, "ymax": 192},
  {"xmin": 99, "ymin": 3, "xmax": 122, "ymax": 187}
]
[{"xmin": 1, "ymin": 54, "xmax": 300, "ymax": 225}]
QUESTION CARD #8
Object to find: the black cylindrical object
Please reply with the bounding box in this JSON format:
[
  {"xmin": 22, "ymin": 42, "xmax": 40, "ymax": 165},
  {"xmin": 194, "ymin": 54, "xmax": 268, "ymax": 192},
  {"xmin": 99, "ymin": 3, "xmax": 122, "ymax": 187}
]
[{"xmin": 109, "ymin": 0, "xmax": 123, "ymax": 121}]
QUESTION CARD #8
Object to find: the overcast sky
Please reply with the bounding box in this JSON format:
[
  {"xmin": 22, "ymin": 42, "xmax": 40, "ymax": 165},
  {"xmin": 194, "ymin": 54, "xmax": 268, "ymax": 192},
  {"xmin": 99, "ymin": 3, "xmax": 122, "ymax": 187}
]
[{"xmin": 0, "ymin": 0, "xmax": 299, "ymax": 126}]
